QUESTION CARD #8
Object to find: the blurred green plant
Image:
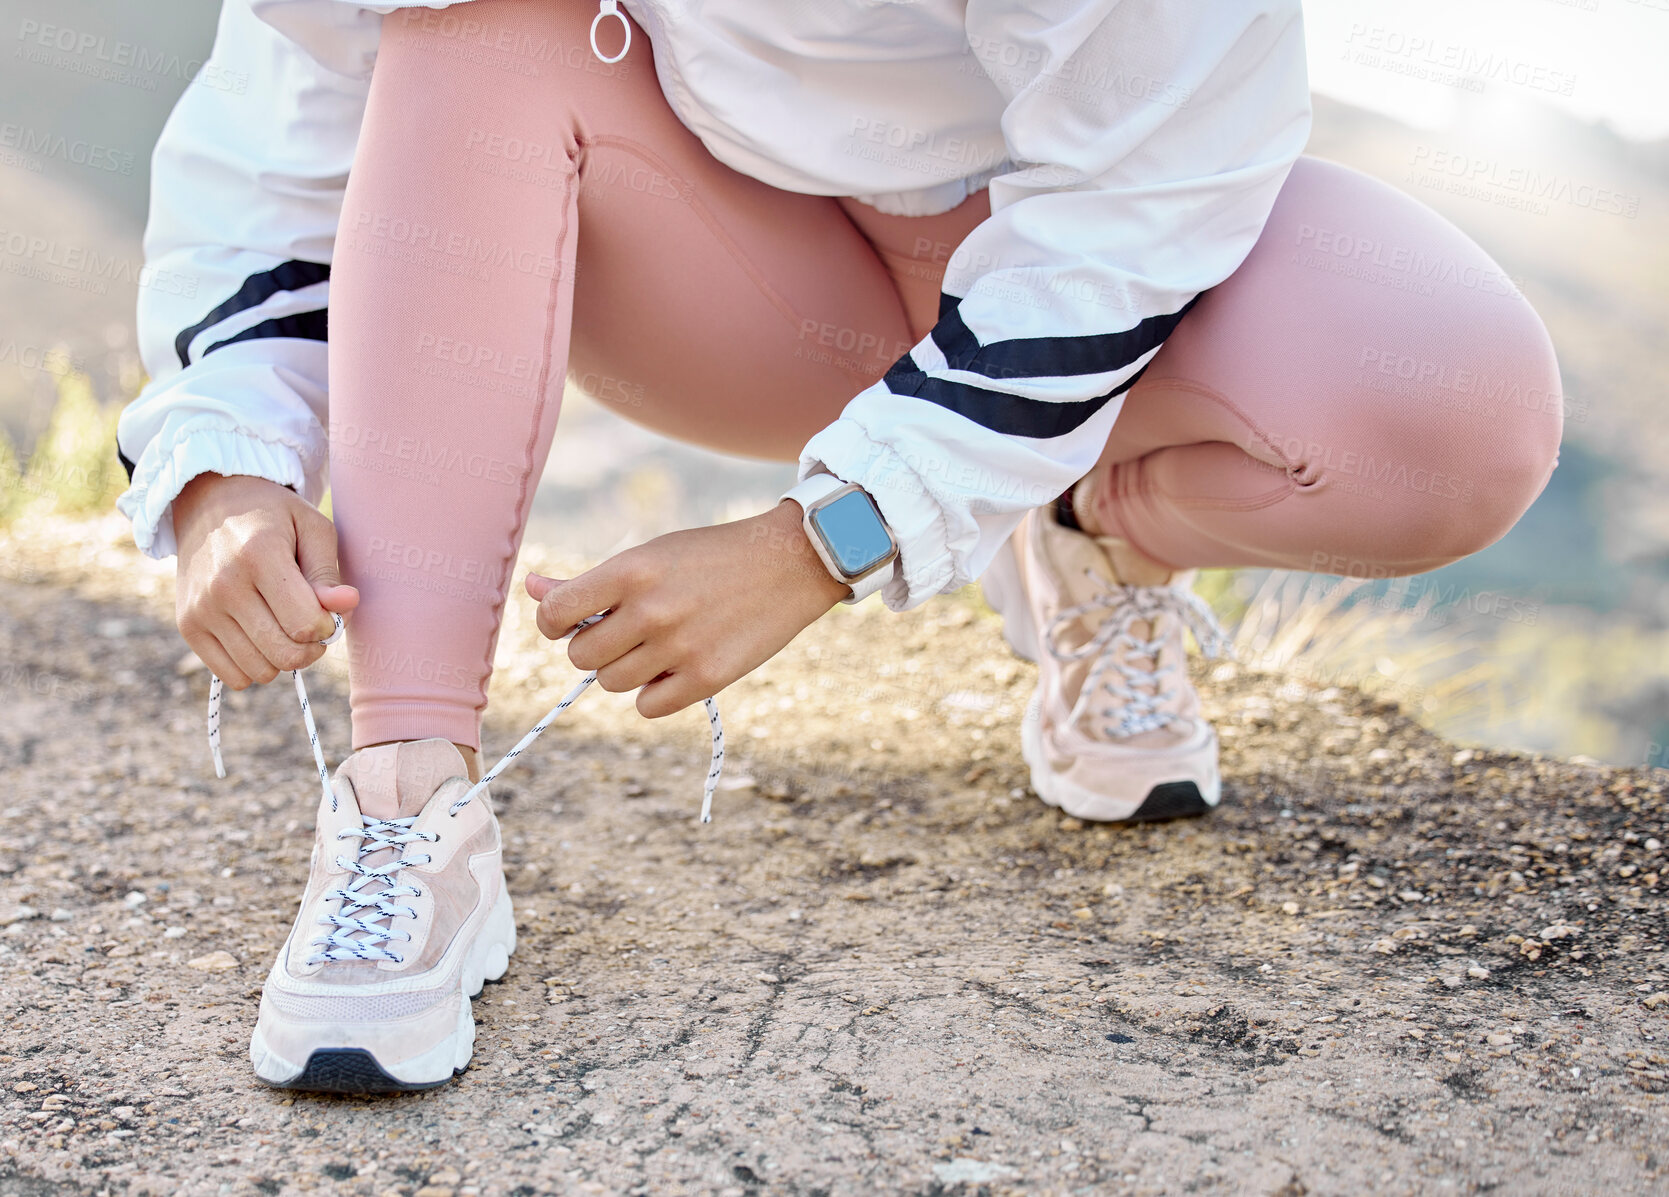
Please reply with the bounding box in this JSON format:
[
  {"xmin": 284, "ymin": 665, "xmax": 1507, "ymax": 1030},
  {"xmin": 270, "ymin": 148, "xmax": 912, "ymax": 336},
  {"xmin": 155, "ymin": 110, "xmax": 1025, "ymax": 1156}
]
[
  {"xmin": 1201, "ymin": 569, "xmax": 1669, "ymax": 767},
  {"xmin": 2, "ymin": 359, "xmax": 125, "ymax": 522}
]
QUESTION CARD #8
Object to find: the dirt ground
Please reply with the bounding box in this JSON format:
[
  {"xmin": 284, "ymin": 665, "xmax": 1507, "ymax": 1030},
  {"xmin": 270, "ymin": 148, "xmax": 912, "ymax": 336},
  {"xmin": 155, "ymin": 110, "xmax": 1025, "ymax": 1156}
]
[{"xmin": 1, "ymin": 511, "xmax": 1666, "ymax": 1197}]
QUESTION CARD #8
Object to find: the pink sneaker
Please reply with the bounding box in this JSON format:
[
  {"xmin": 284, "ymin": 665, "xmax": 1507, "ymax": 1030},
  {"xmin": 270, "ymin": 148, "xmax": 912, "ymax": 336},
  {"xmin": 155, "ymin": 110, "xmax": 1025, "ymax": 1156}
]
[
  {"xmin": 982, "ymin": 508, "xmax": 1227, "ymax": 822},
  {"xmin": 249, "ymin": 738, "xmax": 514, "ymax": 1092}
]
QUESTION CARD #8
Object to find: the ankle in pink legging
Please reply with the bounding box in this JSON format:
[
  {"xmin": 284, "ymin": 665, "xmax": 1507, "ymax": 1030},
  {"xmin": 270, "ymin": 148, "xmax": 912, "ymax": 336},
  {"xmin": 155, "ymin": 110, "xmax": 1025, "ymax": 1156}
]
[{"xmin": 327, "ymin": 0, "xmax": 1562, "ymax": 751}]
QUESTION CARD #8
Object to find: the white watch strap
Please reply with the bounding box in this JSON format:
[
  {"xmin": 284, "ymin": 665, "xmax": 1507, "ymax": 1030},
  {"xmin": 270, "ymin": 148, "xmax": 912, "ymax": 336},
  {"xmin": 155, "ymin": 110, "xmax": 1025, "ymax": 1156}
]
[
  {"xmin": 780, "ymin": 472, "xmax": 845, "ymax": 511},
  {"xmin": 781, "ymin": 472, "xmax": 896, "ymax": 606},
  {"xmin": 840, "ymin": 557, "xmax": 895, "ymax": 605}
]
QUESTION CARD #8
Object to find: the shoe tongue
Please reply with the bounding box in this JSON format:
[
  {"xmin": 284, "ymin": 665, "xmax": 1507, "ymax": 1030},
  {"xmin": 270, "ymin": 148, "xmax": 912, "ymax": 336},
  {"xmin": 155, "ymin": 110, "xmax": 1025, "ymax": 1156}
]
[{"xmin": 339, "ymin": 739, "xmax": 467, "ymax": 821}]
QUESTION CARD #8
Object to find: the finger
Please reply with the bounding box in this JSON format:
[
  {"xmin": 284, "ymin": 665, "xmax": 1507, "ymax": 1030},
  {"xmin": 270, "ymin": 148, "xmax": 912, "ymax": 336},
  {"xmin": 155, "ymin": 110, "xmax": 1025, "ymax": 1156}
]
[
  {"xmin": 635, "ymin": 669, "xmax": 710, "ymax": 720},
  {"xmin": 209, "ymin": 616, "xmax": 281, "ymax": 687},
  {"xmin": 186, "ymin": 629, "xmax": 252, "ymax": 691},
  {"xmin": 594, "ymin": 644, "xmax": 668, "ymax": 694},
  {"xmin": 536, "ymin": 566, "xmax": 627, "ymax": 641},
  {"xmin": 294, "ymin": 509, "xmax": 360, "ymax": 619},
  {"xmin": 229, "ymin": 583, "xmax": 322, "ymax": 672},
  {"xmin": 566, "ymin": 609, "xmax": 646, "ymax": 672},
  {"xmin": 253, "ymin": 554, "xmax": 339, "ymax": 647},
  {"xmin": 525, "ymin": 572, "xmax": 568, "ymax": 602}
]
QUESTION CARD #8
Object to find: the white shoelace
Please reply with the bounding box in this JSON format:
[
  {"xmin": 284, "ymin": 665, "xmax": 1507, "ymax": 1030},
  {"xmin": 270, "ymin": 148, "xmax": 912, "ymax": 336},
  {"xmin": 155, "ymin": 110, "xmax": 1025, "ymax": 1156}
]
[
  {"xmin": 1044, "ymin": 571, "xmax": 1229, "ymax": 739},
  {"xmin": 205, "ymin": 611, "xmax": 725, "ymax": 820},
  {"xmin": 310, "ymin": 816, "xmax": 435, "ymax": 964}
]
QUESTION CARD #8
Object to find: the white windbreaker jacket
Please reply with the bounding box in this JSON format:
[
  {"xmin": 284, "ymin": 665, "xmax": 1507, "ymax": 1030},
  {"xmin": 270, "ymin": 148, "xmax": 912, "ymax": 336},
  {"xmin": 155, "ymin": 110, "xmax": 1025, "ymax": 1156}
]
[{"xmin": 116, "ymin": 0, "xmax": 1311, "ymax": 609}]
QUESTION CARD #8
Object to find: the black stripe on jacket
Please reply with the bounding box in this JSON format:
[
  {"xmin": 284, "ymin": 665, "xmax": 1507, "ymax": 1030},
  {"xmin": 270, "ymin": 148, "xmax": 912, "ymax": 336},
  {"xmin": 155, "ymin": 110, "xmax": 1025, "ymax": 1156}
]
[
  {"xmin": 884, "ymin": 356, "xmax": 1151, "ymax": 440},
  {"xmin": 202, "ymin": 309, "xmax": 329, "ymax": 358},
  {"xmin": 881, "ymin": 293, "xmax": 1199, "ymax": 439},
  {"xmin": 928, "ymin": 293, "xmax": 1199, "ymax": 383},
  {"xmin": 173, "ymin": 259, "xmax": 331, "ymax": 367}
]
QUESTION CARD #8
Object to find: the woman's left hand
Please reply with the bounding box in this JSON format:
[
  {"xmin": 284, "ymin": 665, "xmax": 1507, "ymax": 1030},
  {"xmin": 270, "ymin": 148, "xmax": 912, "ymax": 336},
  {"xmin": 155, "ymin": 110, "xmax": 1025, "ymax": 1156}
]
[{"xmin": 526, "ymin": 500, "xmax": 853, "ymax": 718}]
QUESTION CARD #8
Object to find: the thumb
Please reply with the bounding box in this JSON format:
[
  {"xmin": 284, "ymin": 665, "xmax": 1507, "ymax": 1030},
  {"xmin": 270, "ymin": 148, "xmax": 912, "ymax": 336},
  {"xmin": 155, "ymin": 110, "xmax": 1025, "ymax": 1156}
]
[
  {"xmin": 295, "ymin": 513, "xmax": 360, "ymax": 620},
  {"xmin": 525, "ymin": 572, "xmax": 568, "ymax": 602}
]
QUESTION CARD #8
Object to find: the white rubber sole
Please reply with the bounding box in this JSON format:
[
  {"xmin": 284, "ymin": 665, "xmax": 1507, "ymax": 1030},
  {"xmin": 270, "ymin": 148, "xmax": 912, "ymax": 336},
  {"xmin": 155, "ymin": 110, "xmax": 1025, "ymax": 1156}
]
[
  {"xmin": 1021, "ymin": 691, "xmax": 1221, "ymax": 823},
  {"xmin": 250, "ymin": 885, "xmax": 516, "ymax": 1089}
]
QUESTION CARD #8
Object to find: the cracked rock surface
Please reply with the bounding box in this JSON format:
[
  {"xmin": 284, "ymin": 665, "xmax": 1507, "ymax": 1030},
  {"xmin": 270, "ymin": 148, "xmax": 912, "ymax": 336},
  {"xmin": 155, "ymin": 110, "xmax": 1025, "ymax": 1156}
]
[{"xmin": 1, "ymin": 512, "xmax": 1666, "ymax": 1196}]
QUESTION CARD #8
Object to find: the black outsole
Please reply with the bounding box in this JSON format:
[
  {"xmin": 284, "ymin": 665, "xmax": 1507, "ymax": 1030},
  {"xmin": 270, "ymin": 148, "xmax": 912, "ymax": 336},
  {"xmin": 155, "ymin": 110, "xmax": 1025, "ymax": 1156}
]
[
  {"xmin": 1126, "ymin": 781, "xmax": 1213, "ymax": 823},
  {"xmin": 274, "ymin": 1048, "xmax": 457, "ymax": 1095}
]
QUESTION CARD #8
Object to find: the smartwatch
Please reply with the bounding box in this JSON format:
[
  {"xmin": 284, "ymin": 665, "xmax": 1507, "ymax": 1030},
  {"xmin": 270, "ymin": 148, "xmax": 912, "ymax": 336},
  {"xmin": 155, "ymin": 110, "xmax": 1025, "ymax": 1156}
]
[{"xmin": 782, "ymin": 472, "xmax": 899, "ymax": 604}]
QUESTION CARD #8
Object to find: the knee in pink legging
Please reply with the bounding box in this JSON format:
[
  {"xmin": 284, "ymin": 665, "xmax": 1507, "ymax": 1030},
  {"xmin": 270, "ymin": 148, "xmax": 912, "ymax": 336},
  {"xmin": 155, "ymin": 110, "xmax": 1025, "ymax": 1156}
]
[
  {"xmin": 1085, "ymin": 157, "xmax": 1563, "ymax": 578},
  {"xmin": 328, "ymin": 0, "xmax": 1562, "ymax": 750}
]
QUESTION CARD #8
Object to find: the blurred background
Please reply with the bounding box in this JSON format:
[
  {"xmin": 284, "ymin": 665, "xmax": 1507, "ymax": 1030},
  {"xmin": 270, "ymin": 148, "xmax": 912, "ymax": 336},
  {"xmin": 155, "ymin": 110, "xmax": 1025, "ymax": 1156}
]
[{"xmin": 1, "ymin": 0, "xmax": 1665, "ymax": 767}]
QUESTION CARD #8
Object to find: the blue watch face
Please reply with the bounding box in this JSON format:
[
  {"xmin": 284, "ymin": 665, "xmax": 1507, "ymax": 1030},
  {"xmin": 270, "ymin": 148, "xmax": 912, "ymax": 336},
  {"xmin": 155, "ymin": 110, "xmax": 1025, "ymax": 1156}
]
[{"xmin": 813, "ymin": 490, "xmax": 894, "ymax": 577}]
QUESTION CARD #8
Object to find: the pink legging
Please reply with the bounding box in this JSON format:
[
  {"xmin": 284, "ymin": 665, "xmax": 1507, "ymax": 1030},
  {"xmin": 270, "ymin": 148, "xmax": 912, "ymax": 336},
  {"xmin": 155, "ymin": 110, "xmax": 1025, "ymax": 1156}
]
[{"xmin": 328, "ymin": 0, "xmax": 1563, "ymax": 751}]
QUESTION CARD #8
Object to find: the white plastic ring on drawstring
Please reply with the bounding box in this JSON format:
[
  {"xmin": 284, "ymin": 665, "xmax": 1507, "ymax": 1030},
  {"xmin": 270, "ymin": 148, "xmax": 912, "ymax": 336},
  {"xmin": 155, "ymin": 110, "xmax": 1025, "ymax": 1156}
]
[
  {"xmin": 205, "ymin": 610, "xmax": 724, "ymax": 822},
  {"xmin": 590, "ymin": 0, "xmax": 631, "ymax": 64}
]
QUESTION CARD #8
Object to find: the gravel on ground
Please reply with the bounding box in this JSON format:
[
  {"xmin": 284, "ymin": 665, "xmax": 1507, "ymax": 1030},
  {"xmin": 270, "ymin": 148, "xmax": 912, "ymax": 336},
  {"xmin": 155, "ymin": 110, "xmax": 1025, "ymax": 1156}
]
[{"xmin": 1, "ymin": 512, "xmax": 1665, "ymax": 1196}]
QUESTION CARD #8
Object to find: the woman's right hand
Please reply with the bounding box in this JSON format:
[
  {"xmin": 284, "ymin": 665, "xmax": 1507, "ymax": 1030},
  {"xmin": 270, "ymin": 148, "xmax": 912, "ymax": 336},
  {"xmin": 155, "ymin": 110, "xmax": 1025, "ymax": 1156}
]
[{"xmin": 172, "ymin": 473, "xmax": 360, "ymax": 689}]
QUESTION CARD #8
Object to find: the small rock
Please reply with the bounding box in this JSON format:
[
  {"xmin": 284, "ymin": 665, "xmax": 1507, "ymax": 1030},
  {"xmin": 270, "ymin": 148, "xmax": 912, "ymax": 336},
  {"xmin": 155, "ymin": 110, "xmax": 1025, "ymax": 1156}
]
[
  {"xmin": 1540, "ymin": 923, "xmax": 1581, "ymax": 941},
  {"xmin": 123, "ymin": 892, "xmax": 147, "ymax": 907},
  {"xmin": 429, "ymin": 1171, "xmax": 462, "ymax": 1187},
  {"xmin": 3, "ymin": 906, "xmax": 39, "ymax": 926},
  {"xmin": 1642, "ymin": 993, "xmax": 1669, "ymax": 1010},
  {"xmin": 1398, "ymin": 890, "xmax": 1423, "ymax": 902},
  {"xmin": 1071, "ymin": 907, "xmax": 1093, "ymax": 921},
  {"xmin": 1467, "ymin": 965, "xmax": 1490, "ymax": 981},
  {"xmin": 163, "ymin": 927, "xmax": 187, "ymax": 939},
  {"xmin": 185, "ymin": 951, "xmax": 239, "ymax": 972},
  {"xmin": 1441, "ymin": 976, "xmax": 1463, "ymax": 990},
  {"xmin": 48, "ymin": 909, "xmax": 73, "ymax": 923},
  {"xmin": 1281, "ymin": 901, "xmax": 1300, "ymax": 916},
  {"xmin": 755, "ymin": 973, "xmax": 780, "ymax": 984},
  {"xmin": 1645, "ymin": 838, "xmax": 1662, "ymax": 852},
  {"xmin": 1485, "ymin": 1032, "xmax": 1514, "ymax": 1046},
  {"xmin": 13, "ymin": 1082, "xmax": 37, "ymax": 1093}
]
